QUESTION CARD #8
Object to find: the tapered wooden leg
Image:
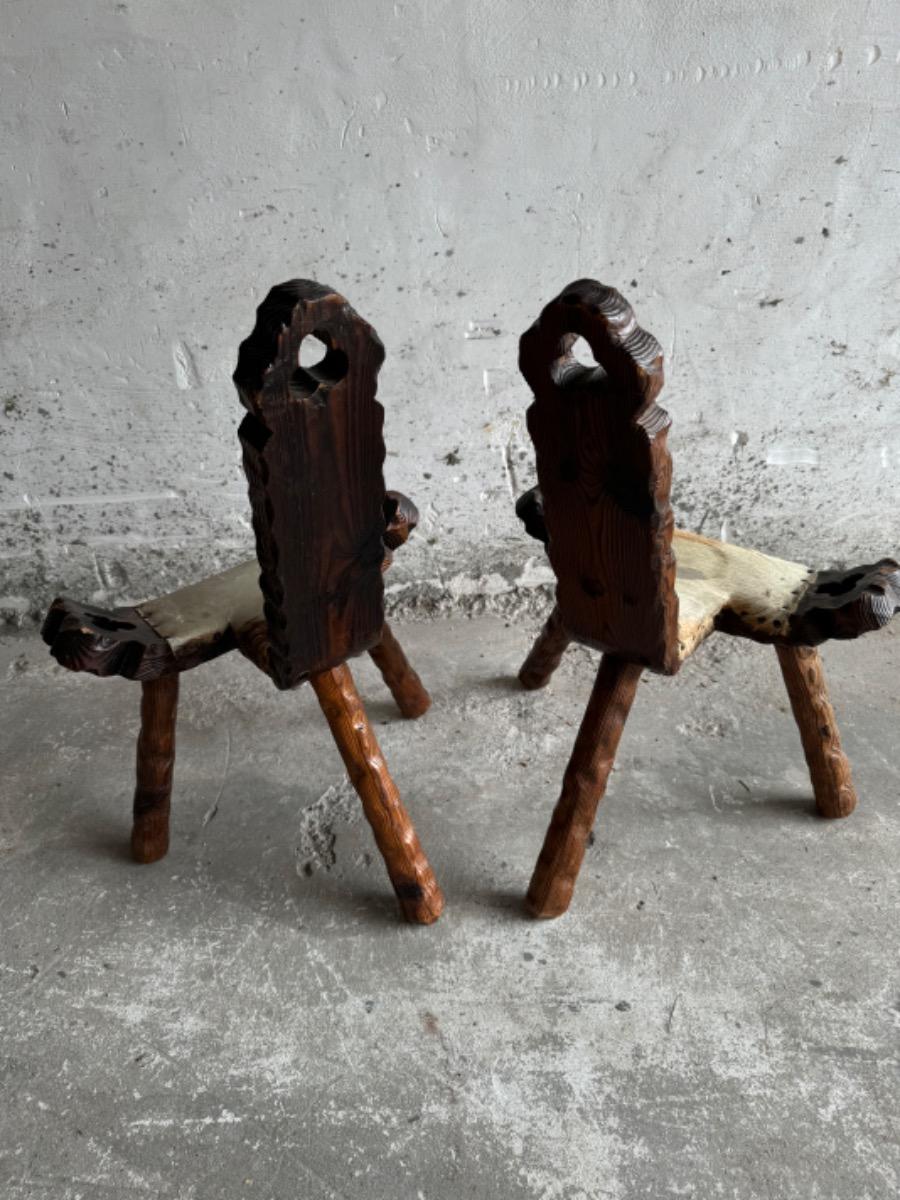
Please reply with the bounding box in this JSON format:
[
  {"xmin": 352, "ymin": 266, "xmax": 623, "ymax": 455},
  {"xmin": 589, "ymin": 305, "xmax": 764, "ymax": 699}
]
[
  {"xmin": 367, "ymin": 621, "xmax": 431, "ymax": 718},
  {"xmin": 310, "ymin": 662, "xmax": 444, "ymax": 924},
  {"xmin": 774, "ymin": 644, "xmax": 857, "ymax": 819},
  {"xmin": 519, "ymin": 605, "xmax": 572, "ymax": 690},
  {"xmin": 526, "ymin": 655, "xmax": 643, "ymax": 918},
  {"xmin": 132, "ymin": 674, "xmax": 179, "ymax": 863}
]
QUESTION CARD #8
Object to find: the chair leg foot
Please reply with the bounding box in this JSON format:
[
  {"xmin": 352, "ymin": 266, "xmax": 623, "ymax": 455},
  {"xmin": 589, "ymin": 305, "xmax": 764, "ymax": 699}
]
[
  {"xmin": 131, "ymin": 674, "xmax": 179, "ymax": 863},
  {"xmin": 526, "ymin": 655, "xmax": 643, "ymax": 918},
  {"xmin": 774, "ymin": 644, "xmax": 857, "ymax": 819},
  {"xmin": 310, "ymin": 663, "xmax": 444, "ymax": 924},
  {"xmin": 367, "ymin": 621, "xmax": 431, "ymax": 719},
  {"xmin": 519, "ymin": 605, "xmax": 571, "ymax": 690}
]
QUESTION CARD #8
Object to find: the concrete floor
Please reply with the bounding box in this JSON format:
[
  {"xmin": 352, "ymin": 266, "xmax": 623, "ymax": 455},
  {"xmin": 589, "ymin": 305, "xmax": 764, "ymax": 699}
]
[{"xmin": 1, "ymin": 616, "xmax": 899, "ymax": 1199}]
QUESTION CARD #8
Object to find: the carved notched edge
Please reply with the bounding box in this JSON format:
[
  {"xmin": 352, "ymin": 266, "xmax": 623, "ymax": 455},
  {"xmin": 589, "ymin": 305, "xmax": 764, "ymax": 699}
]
[
  {"xmin": 788, "ymin": 559, "xmax": 900, "ymax": 645},
  {"xmin": 232, "ymin": 279, "xmax": 386, "ymax": 415},
  {"xmin": 234, "ymin": 279, "xmax": 391, "ymax": 691},
  {"xmin": 517, "ymin": 280, "xmax": 680, "ymax": 673},
  {"xmin": 42, "ymin": 597, "xmax": 176, "ymax": 681}
]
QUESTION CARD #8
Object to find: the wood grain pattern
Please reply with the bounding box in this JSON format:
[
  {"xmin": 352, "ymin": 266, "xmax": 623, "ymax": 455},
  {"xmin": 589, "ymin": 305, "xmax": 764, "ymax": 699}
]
[
  {"xmin": 675, "ymin": 530, "xmax": 814, "ymax": 656},
  {"xmin": 526, "ymin": 655, "xmax": 643, "ymax": 918},
  {"xmin": 516, "ymin": 486, "xmax": 900, "ymax": 657},
  {"xmin": 775, "ymin": 644, "xmax": 857, "ymax": 819},
  {"xmin": 235, "ymin": 281, "xmax": 388, "ymax": 690},
  {"xmin": 368, "ymin": 621, "xmax": 432, "ymax": 718},
  {"xmin": 310, "ymin": 663, "xmax": 444, "ymax": 924},
  {"xmin": 518, "ymin": 604, "xmax": 571, "ymax": 690},
  {"xmin": 131, "ymin": 674, "xmax": 179, "ymax": 863},
  {"xmin": 520, "ymin": 280, "xmax": 679, "ymax": 674},
  {"xmin": 514, "ymin": 278, "xmax": 899, "ymax": 918}
]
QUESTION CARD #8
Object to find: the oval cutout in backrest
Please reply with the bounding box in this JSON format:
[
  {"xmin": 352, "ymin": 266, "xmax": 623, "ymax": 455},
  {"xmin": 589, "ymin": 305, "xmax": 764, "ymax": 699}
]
[{"xmin": 292, "ymin": 331, "xmax": 349, "ymax": 395}]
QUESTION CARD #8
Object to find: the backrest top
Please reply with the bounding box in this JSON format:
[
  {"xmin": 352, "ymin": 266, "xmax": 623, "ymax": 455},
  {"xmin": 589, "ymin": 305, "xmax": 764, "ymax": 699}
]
[{"xmin": 519, "ymin": 279, "xmax": 680, "ymax": 673}]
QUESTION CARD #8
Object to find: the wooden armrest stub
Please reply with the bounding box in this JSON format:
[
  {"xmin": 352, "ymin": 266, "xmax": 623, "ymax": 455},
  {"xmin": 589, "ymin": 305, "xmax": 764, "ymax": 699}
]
[
  {"xmin": 788, "ymin": 559, "xmax": 900, "ymax": 645},
  {"xmin": 42, "ymin": 597, "xmax": 176, "ymax": 681}
]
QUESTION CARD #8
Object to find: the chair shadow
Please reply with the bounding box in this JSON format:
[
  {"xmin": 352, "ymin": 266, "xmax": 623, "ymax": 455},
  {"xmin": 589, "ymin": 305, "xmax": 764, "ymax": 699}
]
[
  {"xmin": 83, "ymin": 828, "xmax": 135, "ymax": 864},
  {"xmin": 716, "ymin": 790, "xmax": 822, "ymax": 823},
  {"xmin": 476, "ymin": 673, "xmax": 527, "ymax": 696},
  {"xmin": 466, "ymin": 885, "xmax": 534, "ymax": 920},
  {"xmin": 75, "ymin": 810, "xmax": 417, "ymax": 932}
]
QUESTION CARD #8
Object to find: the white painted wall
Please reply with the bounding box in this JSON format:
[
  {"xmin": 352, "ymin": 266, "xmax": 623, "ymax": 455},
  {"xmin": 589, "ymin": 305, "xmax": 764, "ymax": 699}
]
[{"xmin": 2, "ymin": 1, "xmax": 898, "ymax": 620}]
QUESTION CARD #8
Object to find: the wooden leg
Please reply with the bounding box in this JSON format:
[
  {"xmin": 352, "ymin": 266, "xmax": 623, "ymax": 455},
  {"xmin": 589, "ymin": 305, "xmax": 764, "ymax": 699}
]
[
  {"xmin": 310, "ymin": 663, "xmax": 444, "ymax": 924},
  {"xmin": 774, "ymin": 644, "xmax": 857, "ymax": 819},
  {"xmin": 132, "ymin": 674, "xmax": 179, "ymax": 863},
  {"xmin": 519, "ymin": 605, "xmax": 572, "ymax": 690},
  {"xmin": 526, "ymin": 655, "xmax": 643, "ymax": 918},
  {"xmin": 367, "ymin": 621, "xmax": 431, "ymax": 719}
]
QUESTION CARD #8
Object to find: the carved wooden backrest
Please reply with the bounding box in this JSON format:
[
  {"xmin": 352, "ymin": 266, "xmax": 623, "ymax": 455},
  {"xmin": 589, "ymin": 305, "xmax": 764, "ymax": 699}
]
[
  {"xmin": 234, "ymin": 281, "xmax": 388, "ymax": 689},
  {"xmin": 520, "ymin": 280, "xmax": 680, "ymax": 674}
]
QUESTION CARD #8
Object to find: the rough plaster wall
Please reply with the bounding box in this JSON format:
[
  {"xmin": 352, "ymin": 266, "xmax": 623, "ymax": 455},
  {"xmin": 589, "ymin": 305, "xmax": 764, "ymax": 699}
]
[{"xmin": 2, "ymin": 1, "xmax": 898, "ymax": 622}]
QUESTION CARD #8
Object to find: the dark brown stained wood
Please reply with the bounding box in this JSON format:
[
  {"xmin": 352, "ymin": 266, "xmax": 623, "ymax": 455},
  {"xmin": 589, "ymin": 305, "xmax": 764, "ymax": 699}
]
[
  {"xmin": 518, "ymin": 604, "xmax": 571, "ymax": 690},
  {"xmin": 519, "ymin": 280, "xmax": 679, "ymax": 675},
  {"xmin": 775, "ymin": 644, "xmax": 857, "ymax": 818},
  {"xmin": 40, "ymin": 278, "xmax": 441, "ymax": 923},
  {"xmin": 514, "ymin": 484, "xmax": 548, "ymax": 545},
  {"xmin": 235, "ymin": 281, "xmax": 389, "ymax": 690},
  {"xmin": 517, "ymin": 486, "xmax": 900, "ymax": 654},
  {"xmin": 42, "ymin": 597, "xmax": 177, "ymax": 681},
  {"xmin": 514, "ymin": 277, "xmax": 900, "ymax": 919},
  {"xmin": 309, "ymin": 663, "xmax": 444, "ymax": 924},
  {"xmin": 41, "ymin": 492, "xmax": 429, "ymax": 686},
  {"xmin": 131, "ymin": 674, "xmax": 179, "ymax": 863},
  {"xmin": 383, "ymin": 490, "xmax": 419, "ymax": 550},
  {"xmin": 526, "ymin": 655, "xmax": 643, "ymax": 918},
  {"xmin": 787, "ymin": 560, "xmax": 900, "ymax": 645},
  {"xmin": 368, "ymin": 621, "xmax": 432, "ymax": 718}
]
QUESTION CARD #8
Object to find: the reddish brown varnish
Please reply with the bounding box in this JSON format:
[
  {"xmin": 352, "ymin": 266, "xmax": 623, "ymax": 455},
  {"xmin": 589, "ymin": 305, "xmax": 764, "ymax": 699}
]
[
  {"xmin": 516, "ymin": 279, "xmax": 900, "ymax": 918},
  {"xmin": 526, "ymin": 656, "xmax": 642, "ymax": 919},
  {"xmin": 42, "ymin": 281, "xmax": 442, "ymax": 925},
  {"xmin": 774, "ymin": 645, "xmax": 857, "ymax": 819},
  {"xmin": 519, "ymin": 279, "xmax": 678, "ymax": 674},
  {"xmin": 368, "ymin": 622, "xmax": 432, "ymax": 719},
  {"xmin": 310, "ymin": 664, "xmax": 442, "ymax": 924},
  {"xmin": 235, "ymin": 281, "xmax": 388, "ymax": 689},
  {"xmin": 131, "ymin": 675, "xmax": 179, "ymax": 864}
]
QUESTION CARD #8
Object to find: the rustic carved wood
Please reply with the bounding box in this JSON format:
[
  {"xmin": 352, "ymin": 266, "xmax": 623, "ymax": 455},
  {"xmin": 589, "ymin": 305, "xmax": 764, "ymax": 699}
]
[
  {"xmin": 519, "ymin": 605, "xmax": 571, "ymax": 691},
  {"xmin": 131, "ymin": 674, "xmax": 179, "ymax": 863},
  {"xmin": 787, "ymin": 561, "xmax": 900, "ymax": 646},
  {"xmin": 309, "ymin": 664, "xmax": 444, "ymax": 924},
  {"xmin": 235, "ymin": 281, "xmax": 388, "ymax": 691},
  {"xmin": 43, "ymin": 492, "xmax": 426, "ymax": 685},
  {"xmin": 526, "ymin": 656, "xmax": 643, "ymax": 919},
  {"xmin": 519, "ymin": 486, "xmax": 900, "ymax": 658},
  {"xmin": 42, "ymin": 597, "xmax": 177, "ymax": 681},
  {"xmin": 519, "ymin": 280, "xmax": 679, "ymax": 674},
  {"xmin": 368, "ymin": 622, "xmax": 432, "ymax": 718},
  {"xmin": 383, "ymin": 491, "xmax": 418, "ymax": 550},
  {"xmin": 516, "ymin": 278, "xmax": 899, "ymax": 918},
  {"xmin": 774, "ymin": 645, "xmax": 858, "ymax": 818},
  {"xmin": 41, "ymin": 280, "xmax": 440, "ymax": 924}
]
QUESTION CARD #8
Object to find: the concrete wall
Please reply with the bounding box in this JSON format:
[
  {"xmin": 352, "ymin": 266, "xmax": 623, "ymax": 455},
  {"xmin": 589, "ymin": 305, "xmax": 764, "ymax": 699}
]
[{"xmin": 3, "ymin": 1, "xmax": 898, "ymax": 621}]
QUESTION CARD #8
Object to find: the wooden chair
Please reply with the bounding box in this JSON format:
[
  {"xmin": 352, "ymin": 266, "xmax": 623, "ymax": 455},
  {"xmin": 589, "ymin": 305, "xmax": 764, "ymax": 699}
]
[
  {"xmin": 515, "ymin": 279, "xmax": 900, "ymax": 919},
  {"xmin": 42, "ymin": 281, "xmax": 444, "ymax": 924}
]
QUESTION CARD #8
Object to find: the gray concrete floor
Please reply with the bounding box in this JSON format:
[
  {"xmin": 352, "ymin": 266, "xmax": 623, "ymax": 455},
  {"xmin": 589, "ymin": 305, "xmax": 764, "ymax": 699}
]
[{"xmin": 1, "ymin": 616, "xmax": 899, "ymax": 1199}]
